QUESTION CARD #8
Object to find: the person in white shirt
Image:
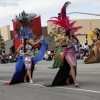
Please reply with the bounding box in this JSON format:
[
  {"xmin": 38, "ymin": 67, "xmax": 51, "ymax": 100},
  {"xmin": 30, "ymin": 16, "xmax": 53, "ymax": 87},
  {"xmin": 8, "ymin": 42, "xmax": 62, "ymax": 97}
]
[{"xmin": 84, "ymin": 43, "xmax": 89, "ymax": 52}]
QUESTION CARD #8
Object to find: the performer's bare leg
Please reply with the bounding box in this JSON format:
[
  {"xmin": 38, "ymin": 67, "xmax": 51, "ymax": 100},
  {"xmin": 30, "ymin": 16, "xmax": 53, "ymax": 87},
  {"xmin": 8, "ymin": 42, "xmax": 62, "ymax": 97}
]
[
  {"xmin": 65, "ymin": 56, "xmax": 80, "ymax": 87},
  {"xmin": 24, "ymin": 72, "xmax": 27, "ymax": 82},
  {"xmin": 27, "ymin": 69, "xmax": 32, "ymax": 80},
  {"xmin": 24, "ymin": 61, "xmax": 33, "ymax": 83}
]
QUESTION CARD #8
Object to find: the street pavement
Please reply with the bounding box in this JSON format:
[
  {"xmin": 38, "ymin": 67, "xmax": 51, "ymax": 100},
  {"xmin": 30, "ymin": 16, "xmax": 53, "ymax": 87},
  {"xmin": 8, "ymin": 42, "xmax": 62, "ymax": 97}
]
[{"xmin": 0, "ymin": 60, "xmax": 100, "ymax": 100}]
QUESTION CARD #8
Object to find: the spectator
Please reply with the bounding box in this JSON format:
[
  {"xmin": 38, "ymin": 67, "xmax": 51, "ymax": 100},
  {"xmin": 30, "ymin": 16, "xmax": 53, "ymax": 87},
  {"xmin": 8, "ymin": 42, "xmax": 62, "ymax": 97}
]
[
  {"xmin": 44, "ymin": 52, "xmax": 48, "ymax": 60},
  {"xmin": 9, "ymin": 54, "xmax": 13, "ymax": 63},
  {"xmin": 84, "ymin": 43, "xmax": 89, "ymax": 52},
  {"xmin": 79, "ymin": 49, "xmax": 84, "ymax": 59}
]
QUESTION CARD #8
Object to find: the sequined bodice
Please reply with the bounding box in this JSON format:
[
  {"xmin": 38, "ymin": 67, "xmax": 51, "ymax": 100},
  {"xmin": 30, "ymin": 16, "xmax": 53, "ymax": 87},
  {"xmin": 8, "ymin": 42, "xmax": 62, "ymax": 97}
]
[
  {"xmin": 66, "ymin": 39, "xmax": 78, "ymax": 53},
  {"xmin": 25, "ymin": 45, "xmax": 32, "ymax": 54},
  {"xmin": 67, "ymin": 39, "xmax": 77, "ymax": 46}
]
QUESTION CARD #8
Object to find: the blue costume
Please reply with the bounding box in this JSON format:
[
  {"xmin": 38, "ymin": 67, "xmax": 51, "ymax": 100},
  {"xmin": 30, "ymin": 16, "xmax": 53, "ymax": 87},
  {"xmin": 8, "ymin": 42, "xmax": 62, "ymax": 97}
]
[
  {"xmin": 7, "ymin": 11, "xmax": 46, "ymax": 85},
  {"xmin": 10, "ymin": 39, "xmax": 46, "ymax": 85}
]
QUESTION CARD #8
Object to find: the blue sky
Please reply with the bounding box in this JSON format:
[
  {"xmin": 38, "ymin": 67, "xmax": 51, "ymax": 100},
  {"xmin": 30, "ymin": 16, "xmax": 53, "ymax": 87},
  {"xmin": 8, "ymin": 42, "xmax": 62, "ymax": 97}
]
[{"xmin": 0, "ymin": 0, "xmax": 100, "ymax": 30}]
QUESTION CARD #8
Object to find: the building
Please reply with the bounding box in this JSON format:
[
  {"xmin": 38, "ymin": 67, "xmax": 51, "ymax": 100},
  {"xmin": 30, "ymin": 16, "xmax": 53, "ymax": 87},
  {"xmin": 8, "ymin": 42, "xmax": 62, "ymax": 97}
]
[
  {"xmin": 0, "ymin": 25, "xmax": 11, "ymax": 41},
  {"xmin": 47, "ymin": 19, "xmax": 100, "ymax": 45},
  {"xmin": 0, "ymin": 25, "xmax": 14, "ymax": 54},
  {"xmin": 42, "ymin": 26, "xmax": 56, "ymax": 50},
  {"xmin": 1, "ymin": 19, "xmax": 100, "ymax": 54}
]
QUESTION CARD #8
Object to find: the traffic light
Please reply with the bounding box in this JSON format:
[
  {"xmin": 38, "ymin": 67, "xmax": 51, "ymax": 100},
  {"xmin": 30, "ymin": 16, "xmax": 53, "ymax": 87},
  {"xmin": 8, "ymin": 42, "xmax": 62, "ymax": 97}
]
[
  {"xmin": 0, "ymin": 42, "xmax": 5, "ymax": 50},
  {"xmin": 1, "ymin": 44, "xmax": 4, "ymax": 47},
  {"xmin": 0, "ymin": 34, "xmax": 5, "ymax": 54}
]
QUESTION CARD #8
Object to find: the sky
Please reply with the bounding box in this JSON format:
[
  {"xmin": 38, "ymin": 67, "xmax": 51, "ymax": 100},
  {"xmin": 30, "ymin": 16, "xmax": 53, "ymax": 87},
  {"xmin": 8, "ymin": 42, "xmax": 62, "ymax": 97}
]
[{"xmin": 0, "ymin": 0, "xmax": 100, "ymax": 30}]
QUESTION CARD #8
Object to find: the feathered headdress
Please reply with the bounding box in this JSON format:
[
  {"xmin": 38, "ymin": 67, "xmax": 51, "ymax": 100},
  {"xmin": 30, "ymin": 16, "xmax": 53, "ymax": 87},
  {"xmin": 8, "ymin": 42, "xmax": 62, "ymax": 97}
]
[
  {"xmin": 87, "ymin": 28, "xmax": 100, "ymax": 41},
  {"xmin": 94, "ymin": 28, "xmax": 100, "ymax": 37},
  {"xmin": 12, "ymin": 11, "xmax": 38, "ymax": 39},
  {"xmin": 48, "ymin": 1, "xmax": 82, "ymax": 41},
  {"xmin": 48, "ymin": 1, "xmax": 82, "ymax": 31},
  {"xmin": 87, "ymin": 31, "xmax": 97, "ymax": 41}
]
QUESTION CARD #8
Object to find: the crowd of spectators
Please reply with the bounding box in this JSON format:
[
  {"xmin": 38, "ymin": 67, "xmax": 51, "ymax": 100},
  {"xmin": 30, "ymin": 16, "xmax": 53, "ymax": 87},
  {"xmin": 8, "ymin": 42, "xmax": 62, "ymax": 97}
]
[
  {"xmin": 76, "ymin": 43, "xmax": 91, "ymax": 60},
  {"xmin": 0, "ymin": 53, "xmax": 18, "ymax": 64},
  {"xmin": 44, "ymin": 49, "xmax": 56, "ymax": 61},
  {"xmin": 0, "ymin": 43, "xmax": 92, "ymax": 64}
]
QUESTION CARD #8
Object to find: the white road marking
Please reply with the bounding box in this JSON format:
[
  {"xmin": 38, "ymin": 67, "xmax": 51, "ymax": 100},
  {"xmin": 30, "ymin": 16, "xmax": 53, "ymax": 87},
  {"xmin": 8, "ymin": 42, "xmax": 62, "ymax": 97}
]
[
  {"xmin": 0, "ymin": 80, "xmax": 100, "ymax": 94},
  {"xmin": 0, "ymin": 80, "xmax": 9, "ymax": 82},
  {"xmin": 25, "ymin": 83, "xmax": 100, "ymax": 94},
  {"xmin": 57, "ymin": 87, "xmax": 100, "ymax": 94}
]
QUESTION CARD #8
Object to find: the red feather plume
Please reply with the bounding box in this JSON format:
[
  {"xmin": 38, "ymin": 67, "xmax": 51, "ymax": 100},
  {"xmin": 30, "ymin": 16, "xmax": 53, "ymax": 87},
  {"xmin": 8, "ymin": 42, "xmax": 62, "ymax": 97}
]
[
  {"xmin": 48, "ymin": 1, "xmax": 83, "ymax": 32},
  {"xmin": 74, "ymin": 26, "xmax": 83, "ymax": 32},
  {"xmin": 60, "ymin": 1, "xmax": 71, "ymax": 19}
]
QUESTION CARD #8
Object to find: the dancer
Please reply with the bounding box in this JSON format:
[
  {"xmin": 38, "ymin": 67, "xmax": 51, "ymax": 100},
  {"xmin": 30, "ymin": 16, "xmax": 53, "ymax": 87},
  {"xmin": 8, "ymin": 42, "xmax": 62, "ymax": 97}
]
[
  {"xmin": 48, "ymin": 43, "xmax": 63, "ymax": 69},
  {"xmin": 8, "ymin": 37, "xmax": 46, "ymax": 85},
  {"xmin": 43, "ymin": 1, "xmax": 82, "ymax": 87},
  {"xmin": 16, "ymin": 37, "xmax": 43, "ymax": 83},
  {"xmin": 44, "ymin": 29, "xmax": 80, "ymax": 87},
  {"xmin": 84, "ymin": 28, "xmax": 100, "ymax": 63},
  {"xmin": 4, "ymin": 11, "xmax": 46, "ymax": 85}
]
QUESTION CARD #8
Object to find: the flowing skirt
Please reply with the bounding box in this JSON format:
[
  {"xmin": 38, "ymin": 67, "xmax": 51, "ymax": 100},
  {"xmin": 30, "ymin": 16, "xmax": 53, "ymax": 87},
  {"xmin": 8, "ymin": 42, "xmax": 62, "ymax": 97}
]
[
  {"xmin": 48, "ymin": 53, "xmax": 62, "ymax": 69},
  {"xmin": 5, "ymin": 39, "xmax": 46, "ymax": 85},
  {"xmin": 10, "ymin": 56, "xmax": 35, "ymax": 85},
  {"xmin": 44, "ymin": 49, "xmax": 77, "ymax": 87}
]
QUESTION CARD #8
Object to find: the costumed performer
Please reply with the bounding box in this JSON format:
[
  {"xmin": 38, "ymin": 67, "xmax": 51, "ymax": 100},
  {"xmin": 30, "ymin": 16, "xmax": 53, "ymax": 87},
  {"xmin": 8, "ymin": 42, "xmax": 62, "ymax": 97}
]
[
  {"xmin": 84, "ymin": 28, "xmax": 100, "ymax": 63},
  {"xmin": 43, "ymin": 1, "xmax": 82, "ymax": 87},
  {"xmin": 4, "ymin": 11, "xmax": 46, "ymax": 85},
  {"xmin": 48, "ymin": 47, "xmax": 63, "ymax": 69},
  {"xmin": 16, "ymin": 36, "xmax": 44, "ymax": 83}
]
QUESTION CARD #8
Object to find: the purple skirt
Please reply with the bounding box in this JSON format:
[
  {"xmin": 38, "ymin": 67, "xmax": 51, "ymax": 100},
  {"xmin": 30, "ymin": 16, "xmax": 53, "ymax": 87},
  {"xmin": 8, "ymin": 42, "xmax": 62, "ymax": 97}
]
[{"xmin": 62, "ymin": 48, "xmax": 77, "ymax": 67}]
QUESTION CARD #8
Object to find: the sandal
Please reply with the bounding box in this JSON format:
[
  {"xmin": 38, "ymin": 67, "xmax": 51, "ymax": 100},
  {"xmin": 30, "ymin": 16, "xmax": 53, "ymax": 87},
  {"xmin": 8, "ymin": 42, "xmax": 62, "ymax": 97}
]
[{"xmin": 74, "ymin": 82, "xmax": 80, "ymax": 88}]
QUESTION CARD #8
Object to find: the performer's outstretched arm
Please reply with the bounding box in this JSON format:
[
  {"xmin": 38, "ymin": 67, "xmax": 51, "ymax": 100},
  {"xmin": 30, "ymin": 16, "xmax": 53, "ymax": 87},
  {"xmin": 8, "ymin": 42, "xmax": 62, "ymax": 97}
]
[
  {"xmin": 29, "ymin": 36, "xmax": 44, "ymax": 46},
  {"xmin": 16, "ymin": 44, "xmax": 24, "ymax": 54}
]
